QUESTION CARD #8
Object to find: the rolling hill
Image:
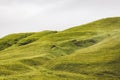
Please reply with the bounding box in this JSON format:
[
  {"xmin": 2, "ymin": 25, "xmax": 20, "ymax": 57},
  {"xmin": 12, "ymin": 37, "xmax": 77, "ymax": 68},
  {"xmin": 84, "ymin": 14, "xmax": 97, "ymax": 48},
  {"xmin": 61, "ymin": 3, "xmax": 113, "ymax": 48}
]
[{"xmin": 0, "ymin": 17, "xmax": 120, "ymax": 80}]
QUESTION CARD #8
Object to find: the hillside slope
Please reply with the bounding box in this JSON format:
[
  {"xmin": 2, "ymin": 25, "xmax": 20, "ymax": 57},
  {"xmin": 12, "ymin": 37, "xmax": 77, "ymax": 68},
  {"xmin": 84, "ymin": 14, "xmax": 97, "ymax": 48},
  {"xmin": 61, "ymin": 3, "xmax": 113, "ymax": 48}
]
[{"xmin": 0, "ymin": 17, "xmax": 120, "ymax": 80}]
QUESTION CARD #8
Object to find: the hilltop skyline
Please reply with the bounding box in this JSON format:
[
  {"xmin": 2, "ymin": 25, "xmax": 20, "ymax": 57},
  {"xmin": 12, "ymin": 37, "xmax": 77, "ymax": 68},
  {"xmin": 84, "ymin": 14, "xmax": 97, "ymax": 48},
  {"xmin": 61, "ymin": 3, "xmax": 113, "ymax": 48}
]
[{"xmin": 0, "ymin": 0, "xmax": 120, "ymax": 37}]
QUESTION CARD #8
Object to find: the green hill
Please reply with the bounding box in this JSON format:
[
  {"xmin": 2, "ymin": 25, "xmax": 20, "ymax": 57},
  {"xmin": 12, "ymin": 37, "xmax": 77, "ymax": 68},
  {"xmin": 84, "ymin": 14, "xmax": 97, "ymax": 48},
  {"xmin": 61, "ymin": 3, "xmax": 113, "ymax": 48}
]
[{"xmin": 0, "ymin": 17, "xmax": 120, "ymax": 80}]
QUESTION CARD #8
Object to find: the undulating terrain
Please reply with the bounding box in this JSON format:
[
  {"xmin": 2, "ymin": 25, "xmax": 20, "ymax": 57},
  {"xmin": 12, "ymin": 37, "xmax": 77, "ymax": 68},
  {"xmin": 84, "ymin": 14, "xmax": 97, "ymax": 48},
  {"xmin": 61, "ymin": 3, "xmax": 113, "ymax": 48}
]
[{"xmin": 0, "ymin": 17, "xmax": 120, "ymax": 80}]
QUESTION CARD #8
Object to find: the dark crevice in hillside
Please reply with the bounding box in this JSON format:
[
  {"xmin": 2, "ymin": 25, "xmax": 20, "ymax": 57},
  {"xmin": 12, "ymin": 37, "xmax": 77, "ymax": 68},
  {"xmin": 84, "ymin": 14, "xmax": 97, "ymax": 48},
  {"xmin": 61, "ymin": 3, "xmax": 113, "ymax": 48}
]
[
  {"xmin": 17, "ymin": 38, "xmax": 37, "ymax": 46},
  {"xmin": 70, "ymin": 39, "xmax": 96, "ymax": 47},
  {"xmin": 17, "ymin": 31, "xmax": 58, "ymax": 46},
  {"xmin": 0, "ymin": 33, "xmax": 33, "ymax": 51},
  {"xmin": 49, "ymin": 36, "xmax": 105, "ymax": 57}
]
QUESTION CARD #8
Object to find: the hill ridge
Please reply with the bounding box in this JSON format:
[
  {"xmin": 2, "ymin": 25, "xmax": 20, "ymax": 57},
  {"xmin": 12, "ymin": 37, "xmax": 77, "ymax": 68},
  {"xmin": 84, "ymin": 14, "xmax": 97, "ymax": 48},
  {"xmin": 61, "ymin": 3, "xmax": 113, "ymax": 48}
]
[{"xmin": 0, "ymin": 17, "xmax": 120, "ymax": 80}]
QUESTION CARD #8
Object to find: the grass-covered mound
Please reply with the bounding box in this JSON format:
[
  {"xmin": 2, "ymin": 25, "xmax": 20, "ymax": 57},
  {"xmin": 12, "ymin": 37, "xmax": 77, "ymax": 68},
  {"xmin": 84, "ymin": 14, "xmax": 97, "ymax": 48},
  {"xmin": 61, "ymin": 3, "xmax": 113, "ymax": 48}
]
[{"xmin": 0, "ymin": 17, "xmax": 120, "ymax": 80}]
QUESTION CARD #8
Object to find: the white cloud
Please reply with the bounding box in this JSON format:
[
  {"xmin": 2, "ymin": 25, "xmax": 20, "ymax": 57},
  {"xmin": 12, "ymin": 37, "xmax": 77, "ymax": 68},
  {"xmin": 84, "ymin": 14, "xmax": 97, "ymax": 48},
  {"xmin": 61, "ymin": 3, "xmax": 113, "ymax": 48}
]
[{"xmin": 0, "ymin": 0, "xmax": 120, "ymax": 37}]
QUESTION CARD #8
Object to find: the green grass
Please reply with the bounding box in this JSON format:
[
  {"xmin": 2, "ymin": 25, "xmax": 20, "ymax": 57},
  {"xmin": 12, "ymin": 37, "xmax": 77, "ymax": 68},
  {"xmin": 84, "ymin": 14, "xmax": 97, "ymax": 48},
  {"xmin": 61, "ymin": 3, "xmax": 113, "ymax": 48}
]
[
  {"xmin": 0, "ymin": 33, "xmax": 33, "ymax": 51},
  {"xmin": 0, "ymin": 17, "xmax": 120, "ymax": 80}
]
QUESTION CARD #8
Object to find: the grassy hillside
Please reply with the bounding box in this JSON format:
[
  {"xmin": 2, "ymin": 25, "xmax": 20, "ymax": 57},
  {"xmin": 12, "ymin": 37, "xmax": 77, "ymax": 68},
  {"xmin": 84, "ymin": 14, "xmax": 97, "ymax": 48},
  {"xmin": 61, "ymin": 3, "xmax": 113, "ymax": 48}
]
[{"xmin": 0, "ymin": 17, "xmax": 120, "ymax": 80}]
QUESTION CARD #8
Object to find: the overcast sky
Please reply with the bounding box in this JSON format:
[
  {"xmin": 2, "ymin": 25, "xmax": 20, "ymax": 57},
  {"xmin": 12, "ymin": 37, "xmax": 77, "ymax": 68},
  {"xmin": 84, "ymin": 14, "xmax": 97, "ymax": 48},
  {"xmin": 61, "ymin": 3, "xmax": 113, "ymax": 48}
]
[{"xmin": 0, "ymin": 0, "xmax": 120, "ymax": 37}]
